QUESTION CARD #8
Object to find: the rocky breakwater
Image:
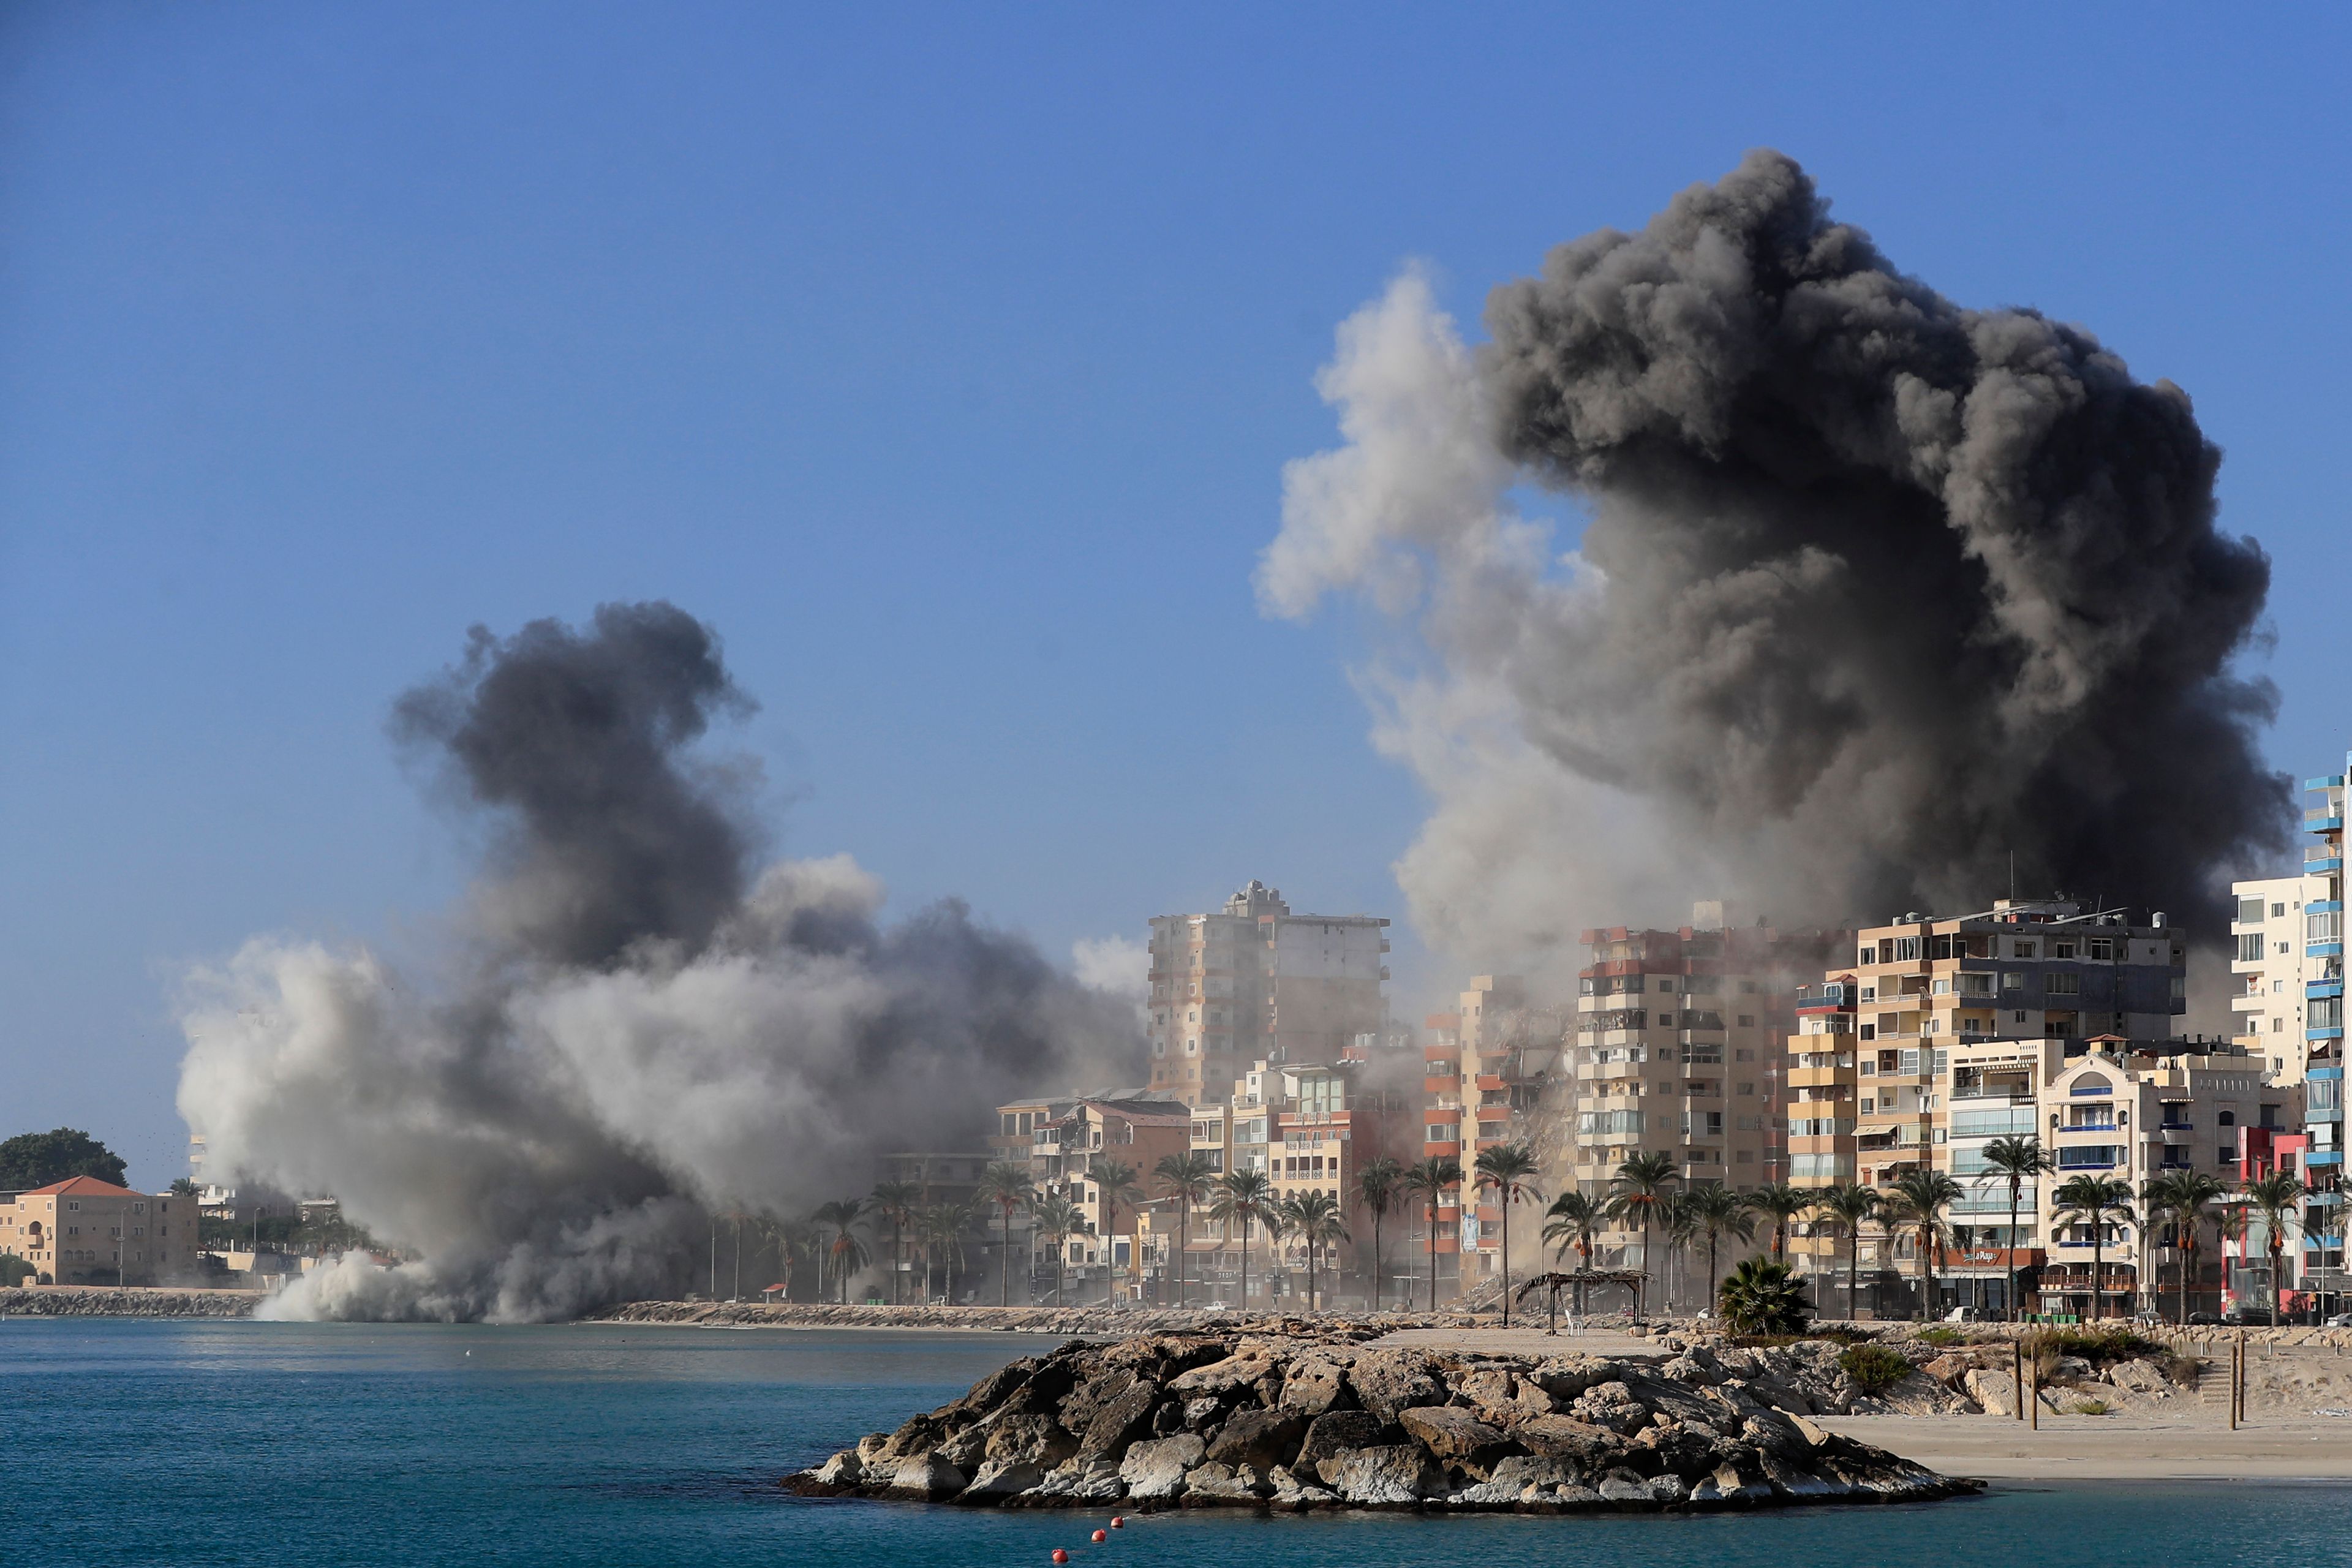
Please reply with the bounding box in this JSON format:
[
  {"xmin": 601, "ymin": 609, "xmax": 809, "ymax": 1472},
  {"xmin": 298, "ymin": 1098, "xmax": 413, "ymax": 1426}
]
[
  {"xmin": 785, "ymin": 1328, "xmax": 1980, "ymax": 1513},
  {"xmin": 0, "ymin": 1286, "xmax": 258, "ymax": 1317}
]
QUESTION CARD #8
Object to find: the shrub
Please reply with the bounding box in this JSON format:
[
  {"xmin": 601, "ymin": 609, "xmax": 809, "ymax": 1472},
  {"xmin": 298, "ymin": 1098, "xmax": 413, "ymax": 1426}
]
[
  {"xmin": 1717, "ymin": 1257, "xmax": 1811, "ymax": 1336},
  {"xmin": 2067, "ymin": 1398, "xmax": 2113, "ymax": 1416},
  {"xmin": 1839, "ymin": 1343, "xmax": 1913, "ymax": 1395},
  {"xmin": 1917, "ymin": 1326, "xmax": 1962, "ymax": 1347}
]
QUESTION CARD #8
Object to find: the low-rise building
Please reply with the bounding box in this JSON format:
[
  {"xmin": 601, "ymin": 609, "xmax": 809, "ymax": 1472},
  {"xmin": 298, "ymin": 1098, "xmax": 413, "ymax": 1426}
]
[{"xmin": 1, "ymin": 1177, "xmax": 201, "ymax": 1286}]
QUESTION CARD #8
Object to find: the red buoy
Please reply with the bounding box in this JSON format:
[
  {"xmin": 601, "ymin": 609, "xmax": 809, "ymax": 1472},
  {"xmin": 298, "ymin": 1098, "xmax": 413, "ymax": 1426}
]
[
  {"xmin": 1052, "ymin": 1553, "xmax": 1068, "ymax": 1565},
  {"xmin": 1092, "ymin": 1529, "xmax": 1107, "ymax": 1543},
  {"xmin": 1109, "ymin": 1517, "xmax": 1126, "ymax": 1529}
]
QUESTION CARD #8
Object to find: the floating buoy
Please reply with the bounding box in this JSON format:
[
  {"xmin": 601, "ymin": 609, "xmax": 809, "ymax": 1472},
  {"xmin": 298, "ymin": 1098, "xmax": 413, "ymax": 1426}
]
[
  {"xmin": 1051, "ymin": 1552, "xmax": 1068, "ymax": 1564},
  {"xmin": 1109, "ymin": 1517, "xmax": 1125, "ymax": 1529},
  {"xmin": 1091, "ymin": 1529, "xmax": 1107, "ymax": 1543}
]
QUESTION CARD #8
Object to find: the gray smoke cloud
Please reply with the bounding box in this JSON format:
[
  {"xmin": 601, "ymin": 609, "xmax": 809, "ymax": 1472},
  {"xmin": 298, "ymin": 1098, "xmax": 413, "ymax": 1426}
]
[
  {"xmin": 1265, "ymin": 150, "xmax": 2288, "ymax": 968},
  {"xmin": 178, "ymin": 602, "xmax": 1140, "ymax": 1322}
]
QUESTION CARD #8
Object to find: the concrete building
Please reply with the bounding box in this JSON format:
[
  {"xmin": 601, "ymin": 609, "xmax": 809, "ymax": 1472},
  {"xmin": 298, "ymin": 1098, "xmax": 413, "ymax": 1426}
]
[
  {"xmin": 995, "ymin": 1094, "xmax": 1189, "ymax": 1302},
  {"xmin": 1, "ymin": 1177, "xmax": 201, "ymax": 1286},
  {"xmin": 1145, "ymin": 881, "xmax": 1390, "ymax": 1106}
]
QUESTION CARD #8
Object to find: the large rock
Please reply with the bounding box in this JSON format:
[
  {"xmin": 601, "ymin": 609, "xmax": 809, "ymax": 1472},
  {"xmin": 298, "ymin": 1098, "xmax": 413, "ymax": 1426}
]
[
  {"xmin": 1205, "ymin": 1406, "xmax": 1309, "ymax": 1471},
  {"xmin": 1168, "ymin": 1348, "xmax": 1277, "ymax": 1397},
  {"xmin": 1181, "ymin": 1461, "xmax": 1268, "ymax": 1503},
  {"xmin": 1510, "ymin": 1413, "xmax": 1618, "ymax": 1467},
  {"xmin": 1075, "ymin": 1382, "xmax": 1159, "ymax": 1462},
  {"xmin": 2107, "ymin": 1358, "xmax": 2169, "ymax": 1393},
  {"xmin": 1059, "ymin": 1366, "xmax": 1139, "ymax": 1433},
  {"xmin": 1118, "ymin": 1434, "xmax": 1204, "ymax": 1501},
  {"xmin": 1396, "ymin": 1406, "xmax": 1511, "ymax": 1476},
  {"xmin": 1278, "ymin": 1352, "xmax": 1355, "ymax": 1416},
  {"xmin": 1964, "ymin": 1367, "xmax": 2021, "ymax": 1417},
  {"xmin": 1296, "ymin": 1409, "xmax": 1388, "ymax": 1471},
  {"xmin": 1347, "ymin": 1348, "xmax": 1442, "ymax": 1423},
  {"xmin": 1315, "ymin": 1444, "xmax": 1444, "ymax": 1506},
  {"xmin": 958, "ymin": 1459, "xmax": 1044, "ymax": 1501},
  {"xmin": 881, "ymin": 1453, "xmax": 967, "ymax": 1499},
  {"xmin": 1452, "ymin": 1366, "xmax": 1518, "ymax": 1423},
  {"xmin": 984, "ymin": 1414, "xmax": 1078, "ymax": 1468}
]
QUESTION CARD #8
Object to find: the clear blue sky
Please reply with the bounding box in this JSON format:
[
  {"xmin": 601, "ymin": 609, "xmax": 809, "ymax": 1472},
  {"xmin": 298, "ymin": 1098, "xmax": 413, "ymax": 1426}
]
[{"xmin": 4, "ymin": 3, "xmax": 2347, "ymax": 1187}]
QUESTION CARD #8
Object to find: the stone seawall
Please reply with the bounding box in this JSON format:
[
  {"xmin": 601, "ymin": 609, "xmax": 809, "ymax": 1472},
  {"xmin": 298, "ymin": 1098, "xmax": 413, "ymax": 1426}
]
[
  {"xmin": 786, "ymin": 1325, "xmax": 1980, "ymax": 1513},
  {"xmin": 0, "ymin": 1286, "xmax": 260, "ymax": 1317},
  {"xmin": 586, "ymin": 1301, "xmax": 1501, "ymax": 1335}
]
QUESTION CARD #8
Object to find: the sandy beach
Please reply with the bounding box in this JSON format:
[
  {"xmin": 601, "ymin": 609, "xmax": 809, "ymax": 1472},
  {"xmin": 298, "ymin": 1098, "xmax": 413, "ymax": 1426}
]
[{"xmin": 1823, "ymin": 1412, "xmax": 2352, "ymax": 1479}]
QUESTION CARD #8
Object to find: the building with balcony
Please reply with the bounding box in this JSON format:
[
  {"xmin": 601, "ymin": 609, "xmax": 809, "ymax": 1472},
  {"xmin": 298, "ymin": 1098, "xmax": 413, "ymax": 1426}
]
[
  {"xmin": 2, "ymin": 1177, "xmax": 202, "ymax": 1286},
  {"xmin": 1145, "ymin": 881, "xmax": 1391, "ymax": 1107},
  {"xmin": 990, "ymin": 1090, "xmax": 1186, "ymax": 1302}
]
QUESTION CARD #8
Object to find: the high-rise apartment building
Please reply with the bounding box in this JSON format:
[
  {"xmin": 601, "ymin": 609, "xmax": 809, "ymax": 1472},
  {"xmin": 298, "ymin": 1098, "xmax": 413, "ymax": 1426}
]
[{"xmin": 1145, "ymin": 881, "xmax": 1390, "ymax": 1107}]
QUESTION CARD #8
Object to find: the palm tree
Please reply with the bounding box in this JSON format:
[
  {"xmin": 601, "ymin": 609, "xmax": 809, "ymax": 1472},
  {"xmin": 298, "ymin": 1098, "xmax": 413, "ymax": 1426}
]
[
  {"xmin": 1208, "ymin": 1170, "xmax": 1273, "ymax": 1310},
  {"xmin": 1681, "ymin": 1183, "xmax": 1756, "ymax": 1313},
  {"xmin": 1605, "ymin": 1152, "xmax": 1679, "ymax": 1317},
  {"xmin": 2240, "ymin": 1170, "xmax": 2306, "ymax": 1325},
  {"xmin": 2143, "ymin": 1170, "xmax": 2230, "ymax": 1324},
  {"xmin": 1028, "ymin": 1192, "xmax": 1085, "ymax": 1306},
  {"xmin": 914, "ymin": 1202, "xmax": 971, "ymax": 1303},
  {"xmin": 811, "ymin": 1197, "xmax": 872, "ymax": 1303},
  {"xmin": 975, "ymin": 1161, "xmax": 1035, "ymax": 1308},
  {"xmin": 1356, "ymin": 1157, "xmax": 1404, "ymax": 1311},
  {"xmin": 1887, "ymin": 1169, "xmax": 1965, "ymax": 1319},
  {"xmin": 2051, "ymin": 1174, "xmax": 2136, "ymax": 1321},
  {"xmin": 1812, "ymin": 1185, "xmax": 1883, "ymax": 1322},
  {"xmin": 870, "ymin": 1179, "xmax": 924, "ymax": 1305},
  {"xmin": 1542, "ymin": 1189, "xmax": 1604, "ymax": 1317},
  {"xmin": 1280, "ymin": 1191, "xmax": 1350, "ymax": 1311},
  {"xmin": 1978, "ymin": 1136, "xmax": 2054, "ymax": 1320},
  {"xmin": 1657, "ymin": 1189, "xmax": 1700, "ymax": 1312},
  {"xmin": 1400, "ymin": 1156, "xmax": 1464, "ymax": 1311},
  {"xmin": 1744, "ymin": 1182, "xmax": 1811, "ymax": 1262},
  {"xmin": 1474, "ymin": 1144, "xmax": 1544, "ymax": 1327},
  {"xmin": 1717, "ymin": 1255, "xmax": 1810, "ymax": 1335},
  {"xmin": 762, "ymin": 1217, "xmax": 815, "ymax": 1301},
  {"xmin": 1153, "ymin": 1152, "xmax": 1218, "ymax": 1307},
  {"xmin": 1084, "ymin": 1159, "xmax": 1144, "ymax": 1305}
]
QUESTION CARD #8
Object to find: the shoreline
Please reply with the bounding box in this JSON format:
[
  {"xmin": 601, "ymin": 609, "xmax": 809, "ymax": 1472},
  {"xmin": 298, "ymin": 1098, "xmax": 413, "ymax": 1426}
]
[{"xmin": 1827, "ymin": 1413, "xmax": 2352, "ymax": 1480}]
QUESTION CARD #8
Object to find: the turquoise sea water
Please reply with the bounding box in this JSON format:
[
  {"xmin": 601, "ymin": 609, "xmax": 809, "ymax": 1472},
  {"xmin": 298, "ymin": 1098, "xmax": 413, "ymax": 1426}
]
[{"xmin": 2, "ymin": 1319, "xmax": 2346, "ymax": 1567}]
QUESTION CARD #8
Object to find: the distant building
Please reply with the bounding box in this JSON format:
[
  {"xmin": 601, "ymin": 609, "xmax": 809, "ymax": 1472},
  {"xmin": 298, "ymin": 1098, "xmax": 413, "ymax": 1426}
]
[
  {"xmin": 1, "ymin": 1177, "xmax": 201, "ymax": 1286},
  {"xmin": 1146, "ymin": 881, "xmax": 1390, "ymax": 1106},
  {"xmin": 990, "ymin": 1091, "xmax": 1189, "ymax": 1302}
]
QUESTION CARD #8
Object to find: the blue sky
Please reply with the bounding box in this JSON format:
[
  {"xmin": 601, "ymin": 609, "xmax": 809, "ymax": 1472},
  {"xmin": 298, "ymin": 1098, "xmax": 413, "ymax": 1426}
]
[{"xmin": 4, "ymin": 3, "xmax": 2348, "ymax": 1186}]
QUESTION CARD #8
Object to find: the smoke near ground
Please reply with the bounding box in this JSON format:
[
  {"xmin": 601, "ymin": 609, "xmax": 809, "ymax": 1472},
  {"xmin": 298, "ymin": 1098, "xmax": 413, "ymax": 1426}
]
[
  {"xmin": 1264, "ymin": 150, "xmax": 2289, "ymax": 969},
  {"xmin": 177, "ymin": 603, "xmax": 1141, "ymax": 1322}
]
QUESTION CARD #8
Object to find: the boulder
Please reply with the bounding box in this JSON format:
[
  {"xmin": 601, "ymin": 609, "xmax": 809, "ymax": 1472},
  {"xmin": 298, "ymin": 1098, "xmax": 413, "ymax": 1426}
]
[
  {"xmin": 1169, "ymin": 1349, "xmax": 1277, "ymax": 1397},
  {"xmin": 1278, "ymin": 1353, "xmax": 1356, "ymax": 1416},
  {"xmin": 1180, "ymin": 1396, "xmax": 1225, "ymax": 1431},
  {"xmin": 1453, "ymin": 1366, "xmax": 1517, "ymax": 1422},
  {"xmin": 984, "ymin": 1414, "xmax": 1078, "ymax": 1469},
  {"xmin": 882, "ymin": 1453, "xmax": 967, "ymax": 1499},
  {"xmin": 1526, "ymin": 1355, "xmax": 1608, "ymax": 1403},
  {"xmin": 1118, "ymin": 1434, "xmax": 1204, "ymax": 1501},
  {"xmin": 1691, "ymin": 1460, "xmax": 1772, "ymax": 1506},
  {"xmin": 1296, "ymin": 1410, "xmax": 1389, "ymax": 1471},
  {"xmin": 1315, "ymin": 1444, "xmax": 1444, "ymax": 1506},
  {"xmin": 1396, "ymin": 1406, "xmax": 1511, "ymax": 1475},
  {"xmin": 1964, "ymin": 1368, "xmax": 2020, "ymax": 1417},
  {"xmin": 958, "ymin": 1459, "xmax": 1045, "ymax": 1501},
  {"xmin": 1486, "ymin": 1453, "xmax": 1577, "ymax": 1493},
  {"xmin": 1180, "ymin": 1461, "xmax": 1267, "ymax": 1503},
  {"xmin": 1205, "ymin": 1406, "xmax": 1309, "ymax": 1471},
  {"xmin": 1059, "ymin": 1366, "xmax": 1139, "ymax": 1433},
  {"xmin": 1569, "ymin": 1380, "xmax": 1649, "ymax": 1434},
  {"xmin": 2107, "ymin": 1359, "xmax": 2169, "ymax": 1393},
  {"xmin": 811, "ymin": 1450, "xmax": 862, "ymax": 1487},
  {"xmin": 1076, "ymin": 1382, "xmax": 1159, "ymax": 1462},
  {"xmin": 1348, "ymin": 1348, "xmax": 1444, "ymax": 1423},
  {"xmin": 1510, "ymin": 1413, "xmax": 1618, "ymax": 1467},
  {"xmin": 1267, "ymin": 1466, "xmax": 1337, "ymax": 1510}
]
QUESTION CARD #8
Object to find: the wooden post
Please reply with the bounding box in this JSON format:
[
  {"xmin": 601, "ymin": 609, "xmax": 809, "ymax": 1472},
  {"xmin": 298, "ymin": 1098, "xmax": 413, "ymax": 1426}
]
[
  {"xmin": 2229, "ymin": 1337, "xmax": 2241, "ymax": 1430},
  {"xmin": 2013, "ymin": 1340, "xmax": 2026, "ymax": 1422},
  {"xmin": 2029, "ymin": 1352, "xmax": 2038, "ymax": 1430}
]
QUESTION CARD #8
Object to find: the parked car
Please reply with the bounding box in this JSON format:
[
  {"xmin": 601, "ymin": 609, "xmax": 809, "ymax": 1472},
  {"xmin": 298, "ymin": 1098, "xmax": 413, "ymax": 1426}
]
[
  {"xmin": 2324, "ymin": 1313, "xmax": 2352, "ymax": 1328},
  {"xmin": 2222, "ymin": 1305, "xmax": 2278, "ymax": 1326},
  {"xmin": 2185, "ymin": 1311, "xmax": 2223, "ymax": 1325},
  {"xmin": 1943, "ymin": 1306, "xmax": 1992, "ymax": 1322}
]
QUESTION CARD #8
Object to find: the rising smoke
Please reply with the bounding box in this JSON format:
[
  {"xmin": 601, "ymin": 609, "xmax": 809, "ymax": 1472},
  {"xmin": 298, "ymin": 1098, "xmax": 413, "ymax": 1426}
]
[
  {"xmin": 1264, "ymin": 150, "xmax": 2290, "ymax": 969},
  {"xmin": 177, "ymin": 602, "xmax": 1141, "ymax": 1322}
]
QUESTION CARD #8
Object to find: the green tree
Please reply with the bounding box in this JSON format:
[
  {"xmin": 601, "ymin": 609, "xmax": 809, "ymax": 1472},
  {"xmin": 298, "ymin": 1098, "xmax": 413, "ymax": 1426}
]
[
  {"xmin": 1812, "ymin": 1185, "xmax": 1883, "ymax": 1322},
  {"xmin": 810, "ymin": 1198, "xmax": 872, "ymax": 1304},
  {"xmin": 914, "ymin": 1202, "xmax": 973, "ymax": 1302},
  {"xmin": 1474, "ymin": 1143, "xmax": 1543, "ymax": 1327},
  {"xmin": 1682, "ymin": 1182, "xmax": 1757, "ymax": 1312},
  {"xmin": 975, "ymin": 1161, "xmax": 1035, "ymax": 1308},
  {"xmin": 1717, "ymin": 1255, "xmax": 1810, "ymax": 1335},
  {"xmin": 1154, "ymin": 1152, "xmax": 1219, "ymax": 1308},
  {"xmin": 1887, "ymin": 1168, "xmax": 1966, "ymax": 1318},
  {"xmin": 2051, "ymin": 1174, "xmax": 2136, "ymax": 1321},
  {"xmin": 1400, "ymin": 1156, "xmax": 1463, "ymax": 1311},
  {"xmin": 1978, "ymin": 1136, "xmax": 2054, "ymax": 1320},
  {"xmin": 0, "ymin": 1128, "xmax": 127, "ymax": 1189},
  {"xmin": 2143, "ymin": 1170, "xmax": 2230, "ymax": 1324},
  {"xmin": 1355, "ymin": 1156, "xmax": 1404, "ymax": 1311},
  {"xmin": 1605, "ymin": 1152, "xmax": 1680, "ymax": 1317},
  {"xmin": 1279, "ymin": 1190, "xmax": 1350, "ymax": 1312},
  {"xmin": 2239, "ymin": 1170, "xmax": 2306, "ymax": 1325},
  {"xmin": 1208, "ymin": 1170, "xmax": 1274, "ymax": 1309},
  {"xmin": 1084, "ymin": 1159, "xmax": 1144, "ymax": 1305},
  {"xmin": 1743, "ymin": 1182, "xmax": 1811, "ymax": 1262},
  {"xmin": 1542, "ymin": 1189, "xmax": 1604, "ymax": 1316},
  {"xmin": 869, "ymin": 1180, "xmax": 924, "ymax": 1305},
  {"xmin": 168, "ymin": 1177, "xmax": 200, "ymax": 1197},
  {"xmin": 1030, "ymin": 1191, "xmax": 1085, "ymax": 1307}
]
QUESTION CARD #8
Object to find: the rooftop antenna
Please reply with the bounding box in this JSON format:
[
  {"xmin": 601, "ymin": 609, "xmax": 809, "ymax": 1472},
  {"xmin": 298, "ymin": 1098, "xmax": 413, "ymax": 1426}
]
[{"xmin": 2008, "ymin": 850, "xmax": 2016, "ymax": 903}]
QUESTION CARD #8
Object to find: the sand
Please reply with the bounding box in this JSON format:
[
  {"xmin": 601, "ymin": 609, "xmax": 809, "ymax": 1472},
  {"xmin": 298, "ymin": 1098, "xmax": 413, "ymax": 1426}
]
[{"xmin": 1822, "ymin": 1411, "xmax": 2352, "ymax": 1479}]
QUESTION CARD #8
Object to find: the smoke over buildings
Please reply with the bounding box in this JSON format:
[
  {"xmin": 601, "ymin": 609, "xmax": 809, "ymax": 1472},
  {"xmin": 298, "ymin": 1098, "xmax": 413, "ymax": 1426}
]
[
  {"xmin": 1263, "ymin": 149, "xmax": 2290, "ymax": 969},
  {"xmin": 176, "ymin": 603, "xmax": 1142, "ymax": 1322}
]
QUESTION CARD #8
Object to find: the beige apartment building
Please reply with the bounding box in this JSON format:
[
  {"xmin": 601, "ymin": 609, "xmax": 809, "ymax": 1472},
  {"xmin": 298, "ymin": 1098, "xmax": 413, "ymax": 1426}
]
[
  {"xmin": 1, "ymin": 1177, "xmax": 200, "ymax": 1286},
  {"xmin": 989, "ymin": 1093, "xmax": 1188, "ymax": 1301},
  {"xmin": 1146, "ymin": 881, "xmax": 1390, "ymax": 1106},
  {"xmin": 1570, "ymin": 911, "xmax": 1839, "ymax": 1277}
]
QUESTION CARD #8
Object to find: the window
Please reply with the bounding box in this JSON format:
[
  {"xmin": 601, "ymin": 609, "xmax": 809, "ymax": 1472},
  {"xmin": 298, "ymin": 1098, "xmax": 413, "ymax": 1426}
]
[
  {"xmin": 2275, "ymin": 902, "xmax": 2288, "ymax": 919},
  {"xmin": 1577, "ymin": 1110, "xmax": 1646, "ymax": 1137},
  {"xmin": 2048, "ymin": 973, "xmax": 2079, "ymax": 995},
  {"xmin": 1894, "ymin": 937, "xmax": 1921, "ymax": 962},
  {"xmin": 1737, "ymin": 1014, "xmax": 1755, "ymax": 1027},
  {"xmin": 1959, "ymin": 973, "xmax": 1991, "ymax": 995},
  {"xmin": 2217, "ymin": 1109, "xmax": 2236, "ymax": 1128},
  {"xmin": 1860, "ymin": 948, "xmax": 1876, "ymax": 967},
  {"xmin": 2090, "ymin": 938, "xmax": 2114, "ymax": 960},
  {"xmin": 2238, "ymin": 897, "xmax": 2265, "ymax": 925},
  {"xmin": 2002, "ymin": 971, "xmax": 2024, "ymax": 992},
  {"xmin": 2011, "ymin": 940, "xmax": 2038, "ymax": 959}
]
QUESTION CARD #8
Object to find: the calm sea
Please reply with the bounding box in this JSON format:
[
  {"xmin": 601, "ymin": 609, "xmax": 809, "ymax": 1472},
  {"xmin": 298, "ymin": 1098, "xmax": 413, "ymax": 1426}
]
[{"xmin": 1, "ymin": 1318, "xmax": 2343, "ymax": 1567}]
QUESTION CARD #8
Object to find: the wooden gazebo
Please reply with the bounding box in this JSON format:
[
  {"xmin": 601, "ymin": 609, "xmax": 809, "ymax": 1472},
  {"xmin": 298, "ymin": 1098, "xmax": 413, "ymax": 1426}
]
[{"xmin": 1513, "ymin": 1268, "xmax": 1649, "ymax": 1332}]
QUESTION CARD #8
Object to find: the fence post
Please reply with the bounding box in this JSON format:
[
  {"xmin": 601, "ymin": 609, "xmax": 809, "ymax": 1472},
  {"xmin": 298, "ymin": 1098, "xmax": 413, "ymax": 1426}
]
[{"xmin": 2013, "ymin": 1340, "xmax": 2025, "ymax": 1423}]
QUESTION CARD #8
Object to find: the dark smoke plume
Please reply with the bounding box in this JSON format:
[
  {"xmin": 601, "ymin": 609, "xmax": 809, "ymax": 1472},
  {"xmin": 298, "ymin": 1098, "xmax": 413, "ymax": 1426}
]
[
  {"xmin": 1264, "ymin": 150, "xmax": 2288, "ymax": 963},
  {"xmin": 178, "ymin": 603, "xmax": 1141, "ymax": 1322}
]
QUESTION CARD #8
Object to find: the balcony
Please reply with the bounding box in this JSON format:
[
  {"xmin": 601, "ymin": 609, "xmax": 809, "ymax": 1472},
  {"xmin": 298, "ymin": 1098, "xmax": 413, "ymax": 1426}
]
[
  {"xmin": 2061, "ymin": 1120, "xmax": 2119, "ymax": 1133},
  {"xmin": 1951, "ymin": 1082, "xmax": 2033, "ymax": 1101}
]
